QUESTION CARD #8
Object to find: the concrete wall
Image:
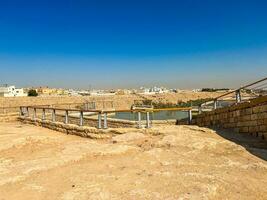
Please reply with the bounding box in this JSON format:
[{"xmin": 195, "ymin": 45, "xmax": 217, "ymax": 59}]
[{"xmin": 190, "ymin": 96, "xmax": 267, "ymax": 140}]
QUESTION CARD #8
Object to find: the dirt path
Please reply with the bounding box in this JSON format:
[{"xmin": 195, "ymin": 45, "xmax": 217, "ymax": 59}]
[{"xmin": 0, "ymin": 122, "xmax": 266, "ymax": 200}]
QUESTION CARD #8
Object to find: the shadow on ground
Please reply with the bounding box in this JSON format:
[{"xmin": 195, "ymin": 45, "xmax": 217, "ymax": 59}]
[{"xmin": 212, "ymin": 128, "xmax": 267, "ymax": 161}]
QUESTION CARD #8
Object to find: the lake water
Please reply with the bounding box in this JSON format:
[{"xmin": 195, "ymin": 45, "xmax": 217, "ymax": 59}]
[{"xmin": 109, "ymin": 110, "xmax": 189, "ymax": 121}]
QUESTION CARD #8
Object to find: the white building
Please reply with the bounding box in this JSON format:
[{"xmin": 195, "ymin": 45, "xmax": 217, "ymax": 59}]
[
  {"xmin": 192, "ymin": 89, "xmax": 201, "ymax": 92},
  {"xmin": 139, "ymin": 86, "xmax": 170, "ymax": 95},
  {"xmin": 67, "ymin": 89, "xmax": 80, "ymax": 96},
  {"xmin": 0, "ymin": 85, "xmax": 27, "ymax": 97}
]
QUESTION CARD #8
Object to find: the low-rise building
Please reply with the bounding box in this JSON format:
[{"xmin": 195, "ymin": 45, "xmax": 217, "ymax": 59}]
[
  {"xmin": 37, "ymin": 87, "xmax": 55, "ymax": 95},
  {"xmin": 115, "ymin": 89, "xmax": 132, "ymax": 95},
  {"xmin": 0, "ymin": 85, "xmax": 27, "ymax": 97},
  {"xmin": 36, "ymin": 87, "xmax": 68, "ymax": 96},
  {"xmin": 139, "ymin": 86, "xmax": 170, "ymax": 95},
  {"xmin": 67, "ymin": 89, "xmax": 80, "ymax": 96},
  {"xmin": 192, "ymin": 89, "xmax": 201, "ymax": 92}
]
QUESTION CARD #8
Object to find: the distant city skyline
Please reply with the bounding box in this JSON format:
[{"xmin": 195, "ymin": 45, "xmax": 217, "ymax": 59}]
[{"xmin": 0, "ymin": 0, "xmax": 267, "ymax": 89}]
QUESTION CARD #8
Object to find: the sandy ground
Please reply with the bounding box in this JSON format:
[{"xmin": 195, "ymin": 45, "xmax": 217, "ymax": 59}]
[
  {"xmin": 0, "ymin": 122, "xmax": 267, "ymax": 200},
  {"xmin": 0, "ymin": 91, "xmax": 221, "ymax": 111}
]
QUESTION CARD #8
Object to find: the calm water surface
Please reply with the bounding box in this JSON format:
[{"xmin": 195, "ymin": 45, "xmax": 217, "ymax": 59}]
[{"xmin": 109, "ymin": 110, "xmax": 189, "ymax": 121}]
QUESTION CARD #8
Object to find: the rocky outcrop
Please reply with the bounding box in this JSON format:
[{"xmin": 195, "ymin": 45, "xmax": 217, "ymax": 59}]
[{"xmin": 18, "ymin": 117, "xmax": 111, "ymax": 139}]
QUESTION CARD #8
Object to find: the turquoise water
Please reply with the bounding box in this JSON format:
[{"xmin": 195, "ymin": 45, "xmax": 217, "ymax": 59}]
[{"xmin": 109, "ymin": 110, "xmax": 189, "ymax": 121}]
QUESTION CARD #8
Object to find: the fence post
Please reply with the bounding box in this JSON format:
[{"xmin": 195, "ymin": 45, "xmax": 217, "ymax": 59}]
[
  {"xmin": 103, "ymin": 112, "xmax": 108, "ymax": 129},
  {"xmin": 98, "ymin": 112, "xmax": 102, "ymax": 129},
  {"xmin": 146, "ymin": 112, "xmax": 151, "ymax": 128},
  {"xmin": 65, "ymin": 110, "xmax": 69, "ymax": 124},
  {"xmin": 26, "ymin": 107, "xmax": 29, "ymax": 117},
  {"xmin": 79, "ymin": 111, "xmax": 83, "ymax": 126},
  {"xmin": 20, "ymin": 107, "xmax": 23, "ymax": 116},
  {"xmin": 213, "ymin": 100, "xmax": 217, "ymax": 110},
  {"xmin": 42, "ymin": 108, "xmax": 46, "ymax": 121},
  {"xmin": 188, "ymin": 109, "xmax": 192, "ymax": 124},
  {"xmin": 137, "ymin": 111, "xmax": 142, "ymax": 128},
  {"xmin": 33, "ymin": 108, "xmax": 36, "ymax": 120},
  {"xmin": 198, "ymin": 106, "xmax": 202, "ymax": 114},
  {"xmin": 235, "ymin": 90, "xmax": 241, "ymax": 103},
  {"xmin": 52, "ymin": 109, "xmax": 56, "ymax": 122}
]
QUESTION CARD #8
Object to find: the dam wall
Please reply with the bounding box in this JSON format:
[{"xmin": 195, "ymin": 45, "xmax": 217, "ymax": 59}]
[{"xmin": 190, "ymin": 96, "xmax": 267, "ymax": 140}]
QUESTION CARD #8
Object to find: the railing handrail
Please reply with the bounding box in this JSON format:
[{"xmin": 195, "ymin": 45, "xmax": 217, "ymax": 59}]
[
  {"xmin": 103, "ymin": 107, "xmax": 191, "ymax": 113},
  {"xmin": 198, "ymin": 76, "xmax": 267, "ymax": 110},
  {"xmin": 23, "ymin": 106, "xmax": 102, "ymax": 113},
  {"xmin": 214, "ymin": 76, "xmax": 267, "ymax": 100},
  {"xmin": 20, "ymin": 105, "xmax": 192, "ymax": 113}
]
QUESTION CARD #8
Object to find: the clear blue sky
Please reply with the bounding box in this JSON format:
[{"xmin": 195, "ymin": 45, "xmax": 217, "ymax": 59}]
[{"xmin": 0, "ymin": 0, "xmax": 267, "ymax": 89}]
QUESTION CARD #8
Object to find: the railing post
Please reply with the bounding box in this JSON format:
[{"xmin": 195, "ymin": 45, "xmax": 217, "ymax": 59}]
[
  {"xmin": 146, "ymin": 112, "xmax": 151, "ymax": 128},
  {"xmin": 213, "ymin": 100, "xmax": 217, "ymax": 110},
  {"xmin": 33, "ymin": 108, "xmax": 36, "ymax": 120},
  {"xmin": 103, "ymin": 112, "xmax": 108, "ymax": 129},
  {"xmin": 188, "ymin": 109, "xmax": 192, "ymax": 124},
  {"xmin": 98, "ymin": 112, "xmax": 102, "ymax": 129},
  {"xmin": 52, "ymin": 109, "xmax": 56, "ymax": 122},
  {"xmin": 65, "ymin": 110, "xmax": 69, "ymax": 124},
  {"xmin": 235, "ymin": 90, "xmax": 241, "ymax": 103},
  {"xmin": 42, "ymin": 108, "xmax": 46, "ymax": 121},
  {"xmin": 198, "ymin": 105, "xmax": 202, "ymax": 114},
  {"xmin": 26, "ymin": 107, "xmax": 29, "ymax": 117},
  {"xmin": 20, "ymin": 107, "xmax": 23, "ymax": 116},
  {"xmin": 137, "ymin": 111, "xmax": 142, "ymax": 128},
  {"xmin": 79, "ymin": 111, "xmax": 83, "ymax": 126}
]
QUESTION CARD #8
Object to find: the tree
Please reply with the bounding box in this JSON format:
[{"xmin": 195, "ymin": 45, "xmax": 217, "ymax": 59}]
[{"xmin": 28, "ymin": 89, "xmax": 38, "ymax": 97}]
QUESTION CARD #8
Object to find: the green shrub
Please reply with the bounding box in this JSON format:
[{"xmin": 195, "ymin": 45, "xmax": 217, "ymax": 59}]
[
  {"xmin": 201, "ymin": 88, "xmax": 229, "ymax": 92},
  {"xmin": 133, "ymin": 98, "xmax": 213, "ymax": 108},
  {"xmin": 28, "ymin": 89, "xmax": 38, "ymax": 97}
]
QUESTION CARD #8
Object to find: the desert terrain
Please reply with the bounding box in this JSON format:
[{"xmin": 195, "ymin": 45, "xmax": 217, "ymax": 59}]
[
  {"xmin": 0, "ymin": 122, "xmax": 266, "ymax": 200},
  {"xmin": 0, "ymin": 92, "xmax": 221, "ymax": 111}
]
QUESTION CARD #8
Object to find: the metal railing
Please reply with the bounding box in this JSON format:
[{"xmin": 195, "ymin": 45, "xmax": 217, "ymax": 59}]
[
  {"xmin": 19, "ymin": 106, "xmax": 192, "ymax": 129},
  {"xmin": 198, "ymin": 76, "xmax": 267, "ymax": 112}
]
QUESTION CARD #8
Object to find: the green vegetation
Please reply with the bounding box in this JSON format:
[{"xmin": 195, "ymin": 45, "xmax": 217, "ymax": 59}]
[
  {"xmin": 28, "ymin": 89, "xmax": 38, "ymax": 97},
  {"xmin": 134, "ymin": 98, "xmax": 213, "ymax": 109},
  {"xmin": 242, "ymin": 89, "xmax": 252, "ymax": 94},
  {"xmin": 201, "ymin": 88, "xmax": 229, "ymax": 92},
  {"xmin": 176, "ymin": 98, "xmax": 214, "ymax": 107},
  {"xmin": 152, "ymin": 102, "xmax": 178, "ymax": 109}
]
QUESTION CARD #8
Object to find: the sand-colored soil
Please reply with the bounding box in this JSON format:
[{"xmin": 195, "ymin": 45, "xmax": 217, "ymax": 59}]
[
  {"xmin": 0, "ymin": 122, "xmax": 267, "ymax": 200},
  {"xmin": 0, "ymin": 92, "xmax": 221, "ymax": 110}
]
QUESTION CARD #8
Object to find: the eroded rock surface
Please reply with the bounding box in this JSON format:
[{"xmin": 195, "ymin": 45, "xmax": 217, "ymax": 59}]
[
  {"xmin": 0, "ymin": 123, "xmax": 266, "ymax": 200},
  {"xmin": 112, "ymin": 132, "xmax": 146, "ymax": 143}
]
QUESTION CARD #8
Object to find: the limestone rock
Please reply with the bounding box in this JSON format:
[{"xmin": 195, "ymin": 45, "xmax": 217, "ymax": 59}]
[{"xmin": 112, "ymin": 132, "xmax": 146, "ymax": 143}]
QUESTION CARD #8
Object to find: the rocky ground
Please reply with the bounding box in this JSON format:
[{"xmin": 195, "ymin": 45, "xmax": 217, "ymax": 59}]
[{"xmin": 0, "ymin": 122, "xmax": 267, "ymax": 200}]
